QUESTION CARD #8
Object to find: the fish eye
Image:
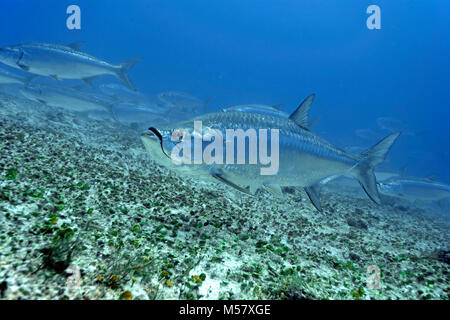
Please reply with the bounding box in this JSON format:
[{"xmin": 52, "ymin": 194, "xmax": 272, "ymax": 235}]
[{"xmin": 172, "ymin": 129, "xmax": 189, "ymax": 141}]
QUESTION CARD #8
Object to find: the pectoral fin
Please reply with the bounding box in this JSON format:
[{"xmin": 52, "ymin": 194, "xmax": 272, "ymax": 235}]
[
  {"xmin": 16, "ymin": 51, "xmax": 30, "ymax": 71},
  {"xmin": 304, "ymin": 185, "xmax": 322, "ymax": 212},
  {"xmin": 17, "ymin": 63, "xmax": 30, "ymax": 72},
  {"xmin": 211, "ymin": 173, "xmax": 253, "ymax": 196}
]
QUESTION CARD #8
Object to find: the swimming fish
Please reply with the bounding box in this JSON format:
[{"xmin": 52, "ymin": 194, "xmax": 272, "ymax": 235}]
[
  {"xmin": 0, "ymin": 42, "xmax": 141, "ymax": 90},
  {"xmin": 88, "ymin": 103, "xmax": 171, "ymax": 127},
  {"xmin": 0, "ymin": 66, "xmax": 35, "ymax": 85},
  {"xmin": 20, "ymin": 84, "xmax": 118, "ymax": 119},
  {"xmin": 141, "ymin": 93, "xmax": 400, "ymax": 211},
  {"xmin": 378, "ymin": 177, "xmax": 450, "ymax": 202},
  {"xmin": 99, "ymin": 83, "xmax": 150, "ymax": 105},
  {"xmin": 157, "ymin": 91, "xmax": 210, "ymax": 114}
]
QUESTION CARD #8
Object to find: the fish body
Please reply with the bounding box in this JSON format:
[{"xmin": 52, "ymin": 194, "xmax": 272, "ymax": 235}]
[
  {"xmin": 378, "ymin": 177, "xmax": 450, "ymax": 201},
  {"xmin": 99, "ymin": 83, "xmax": 150, "ymax": 105},
  {"xmin": 20, "ymin": 84, "xmax": 116, "ymax": 114},
  {"xmin": 141, "ymin": 94, "xmax": 400, "ymax": 210},
  {"xmin": 157, "ymin": 91, "xmax": 210, "ymax": 114},
  {"xmin": 92, "ymin": 104, "xmax": 169, "ymax": 123},
  {"xmin": 0, "ymin": 42, "xmax": 141, "ymax": 89}
]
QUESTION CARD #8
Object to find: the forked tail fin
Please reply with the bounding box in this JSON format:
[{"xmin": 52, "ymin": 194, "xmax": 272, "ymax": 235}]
[
  {"xmin": 351, "ymin": 132, "xmax": 401, "ymax": 204},
  {"xmin": 115, "ymin": 57, "xmax": 142, "ymax": 91}
]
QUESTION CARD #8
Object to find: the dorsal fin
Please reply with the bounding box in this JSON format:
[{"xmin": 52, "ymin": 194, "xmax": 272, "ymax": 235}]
[
  {"xmin": 67, "ymin": 41, "xmax": 84, "ymax": 51},
  {"xmin": 289, "ymin": 93, "xmax": 315, "ymax": 130}
]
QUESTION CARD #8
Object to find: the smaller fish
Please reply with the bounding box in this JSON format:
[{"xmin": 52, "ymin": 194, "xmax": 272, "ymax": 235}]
[
  {"xmin": 157, "ymin": 91, "xmax": 210, "ymax": 113},
  {"xmin": 378, "ymin": 177, "xmax": 450, "ymax": 201},
  {"xmin": 376, "ymin": 117, "xmax": 415, "ymax": 136},
  {"xmin": 91, "ymin": 103, "xmax": 169, "ymax": 124},
  {"xmin": 20, "ymin": 84, "xmax": 118, "ymax": 119},
  {"xmin": 99, "ymin": 83, "xmax": 150, "ymax": 104},
  {"xmin": 355, "ymin": 128, "xmax": 381, "ymax": 141},
  {"xmin": 0, "ymin": 42, "xmax": 141, "ymax": 90},
  {"xmin": 0, "ymin": 67, "xmax": 35, "ymax": 85}
]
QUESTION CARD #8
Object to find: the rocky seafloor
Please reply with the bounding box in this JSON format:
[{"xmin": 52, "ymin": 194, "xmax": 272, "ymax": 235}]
[{"xmin": 0, "ymin": 91, "xmax": 449, "ymax": 300}]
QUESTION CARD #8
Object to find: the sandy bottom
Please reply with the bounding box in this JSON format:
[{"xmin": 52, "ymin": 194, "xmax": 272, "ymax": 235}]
[{"xmin": 0, "ymin": 92, "xmax": 448, "ymax": 300}]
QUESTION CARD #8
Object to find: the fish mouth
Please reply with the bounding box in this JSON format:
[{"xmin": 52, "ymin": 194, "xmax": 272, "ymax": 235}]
[{"xmin": 140, "ymin": 127, "xmax": 159, "ymax": 141}]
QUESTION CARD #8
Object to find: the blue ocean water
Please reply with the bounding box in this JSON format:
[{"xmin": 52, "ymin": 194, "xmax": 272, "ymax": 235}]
[{"xmin": 1, "ymin": 0, "xmax": 449, "ymax": 182}]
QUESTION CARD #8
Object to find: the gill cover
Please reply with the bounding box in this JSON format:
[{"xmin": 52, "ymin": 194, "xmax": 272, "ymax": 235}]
[{"xmin": 148, "ymin": 127, "xmax": 171, "ymax": 159}]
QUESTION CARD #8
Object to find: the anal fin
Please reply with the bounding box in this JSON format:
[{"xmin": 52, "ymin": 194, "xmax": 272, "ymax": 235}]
[
  {"xmin": 264, "ymin": 184, "xmax": 284, "ymax": 198},
  {"xmin": 304, "ymin": 185, "xmax": 322, "ymax": 212}
]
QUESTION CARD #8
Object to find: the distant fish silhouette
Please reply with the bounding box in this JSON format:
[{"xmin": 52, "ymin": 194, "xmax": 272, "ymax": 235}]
[{"xmin": 376, "ymin": 117, "xmax": 415, "ymax": 136}]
